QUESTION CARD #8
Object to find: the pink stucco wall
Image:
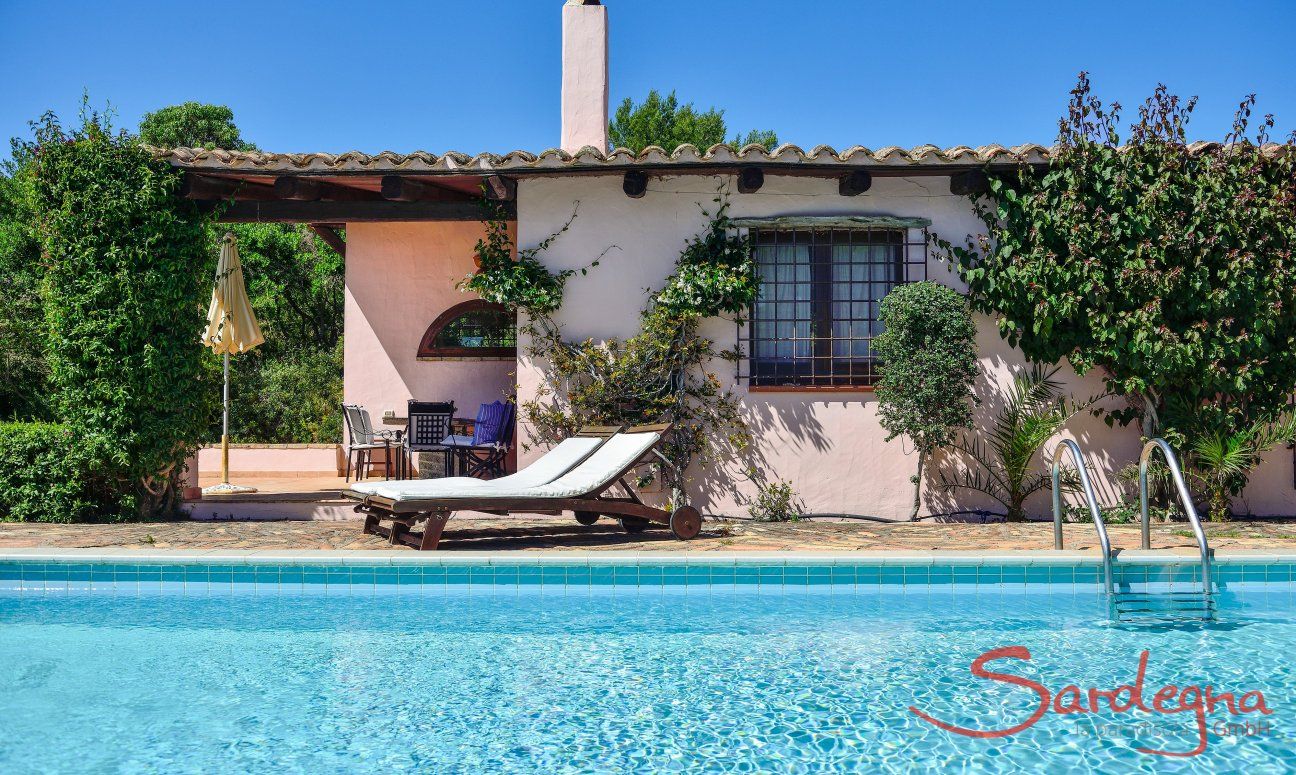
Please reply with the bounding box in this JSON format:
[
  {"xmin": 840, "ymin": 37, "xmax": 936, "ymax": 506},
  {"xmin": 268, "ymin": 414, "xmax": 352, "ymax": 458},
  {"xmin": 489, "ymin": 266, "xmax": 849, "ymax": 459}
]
[
  {"xmin": 343, "ymin": 221, "xmax": 515, "ymax": 437},
  {"xmin": 513, "ymin": 173, "xmax": 1296, "ymax": 520},
  {"xmin": 197, "ymin": 444, "xmax": 343, "ymax": 475}
]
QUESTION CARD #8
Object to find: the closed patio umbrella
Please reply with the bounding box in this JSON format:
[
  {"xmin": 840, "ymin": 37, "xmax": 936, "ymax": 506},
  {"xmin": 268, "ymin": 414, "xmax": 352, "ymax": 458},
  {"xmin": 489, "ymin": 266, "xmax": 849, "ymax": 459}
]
[{"xmin": 201, "ymin": 233, "xmax": 265, "ymax": 495}]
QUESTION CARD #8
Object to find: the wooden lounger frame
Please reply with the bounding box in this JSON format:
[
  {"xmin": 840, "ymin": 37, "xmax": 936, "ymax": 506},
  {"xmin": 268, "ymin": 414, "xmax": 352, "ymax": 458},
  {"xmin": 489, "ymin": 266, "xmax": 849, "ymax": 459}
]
[{"xmin": 346, "ymin": 423, "xmax": 703, "ymax": 550}]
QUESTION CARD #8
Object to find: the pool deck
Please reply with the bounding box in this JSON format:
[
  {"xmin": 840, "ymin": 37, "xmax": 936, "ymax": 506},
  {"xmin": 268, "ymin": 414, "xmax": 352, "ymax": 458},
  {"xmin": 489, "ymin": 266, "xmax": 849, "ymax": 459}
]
[{"xmin": 2, "ymin": 518, "xmax": 1295, "ymax": 556}]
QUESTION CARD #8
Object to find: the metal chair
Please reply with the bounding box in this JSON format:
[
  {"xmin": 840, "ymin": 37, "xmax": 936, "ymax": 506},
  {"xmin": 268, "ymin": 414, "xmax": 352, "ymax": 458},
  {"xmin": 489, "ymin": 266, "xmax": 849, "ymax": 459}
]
[
  {"xmin": 405, "ymin": 400, "xmax": 456, "ymax": 479},
  {"xmin": 444, "ymin": 400, "xmax": 516, "ymax": 479},
  {"xmin": 343, "ymin": 404, "xmax": 399, "ymax": 482}
]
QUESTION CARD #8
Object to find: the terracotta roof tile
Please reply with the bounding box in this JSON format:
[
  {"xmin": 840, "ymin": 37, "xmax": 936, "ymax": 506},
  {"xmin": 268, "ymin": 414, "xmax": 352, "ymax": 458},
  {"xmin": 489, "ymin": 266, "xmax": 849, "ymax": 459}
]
[{"xmin": 154, "ymin": 140, "xmax": 1286, "ymax": 176}]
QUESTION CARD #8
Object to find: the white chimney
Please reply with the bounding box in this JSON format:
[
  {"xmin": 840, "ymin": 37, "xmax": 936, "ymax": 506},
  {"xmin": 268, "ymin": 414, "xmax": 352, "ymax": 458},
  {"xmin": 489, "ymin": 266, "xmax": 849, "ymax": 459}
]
[{"xmin": 561, "ymin": 0, "xmax": 609, "ymax": 153}]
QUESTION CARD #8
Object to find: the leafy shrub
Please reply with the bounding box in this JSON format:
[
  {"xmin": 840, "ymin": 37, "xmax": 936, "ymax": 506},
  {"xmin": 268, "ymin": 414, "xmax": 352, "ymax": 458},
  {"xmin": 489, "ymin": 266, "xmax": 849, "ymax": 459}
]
[
  {"xmin": 0, "ymin": 423, "xmax": 127, "ymax": 522},
  {"xmin": 747, "ymin": 477, "xmax": 804, "ymax": 522},
  {"xmin": 942, "ymin": 367, "xmax": 1097, "ymax": 522},
  {"xmin": 32, "ymin": 108, "xmax": 213, "ymax": 518},
  {"xmin": 874, "ymin": 281, "xmax": 979, "ymax": 520}
]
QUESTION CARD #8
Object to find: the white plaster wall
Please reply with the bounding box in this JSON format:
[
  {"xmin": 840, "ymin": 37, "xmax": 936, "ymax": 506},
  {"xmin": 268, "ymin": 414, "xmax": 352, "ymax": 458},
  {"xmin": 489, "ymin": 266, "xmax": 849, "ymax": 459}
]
[
  {"xmin": 515, "ymin": 173, "xmax": 1296, "ymax": 520},
  {"xmin": 344, "ymin": 222, "xmax": 515, "ymax": 432}
]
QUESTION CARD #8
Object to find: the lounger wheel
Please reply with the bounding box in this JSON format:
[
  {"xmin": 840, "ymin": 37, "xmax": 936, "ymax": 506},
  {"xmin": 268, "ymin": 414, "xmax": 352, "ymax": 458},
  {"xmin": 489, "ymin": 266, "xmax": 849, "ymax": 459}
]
[
  {"xmin": 669, "ymin": 506, "xmax": 702, "ymax": 540},
  {"xmin": 620, "ymin": 517, "xmax": 650, "ymax": 534},
  {"xmin": 574, "ymin": 511, "xmax": 600, "ymax": 526}
]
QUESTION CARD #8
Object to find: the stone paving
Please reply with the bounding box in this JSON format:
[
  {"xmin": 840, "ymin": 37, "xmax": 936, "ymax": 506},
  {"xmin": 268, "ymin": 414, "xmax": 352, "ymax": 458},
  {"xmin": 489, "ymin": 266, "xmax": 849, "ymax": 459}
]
[{"xmin": 2, "ymin": 517, "xmax": 1295, "ymax": 553}]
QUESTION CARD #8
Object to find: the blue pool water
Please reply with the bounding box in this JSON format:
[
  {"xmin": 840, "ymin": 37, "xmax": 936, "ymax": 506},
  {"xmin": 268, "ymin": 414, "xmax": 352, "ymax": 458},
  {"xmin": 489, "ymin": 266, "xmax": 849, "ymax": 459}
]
[{"xmin": 1, "ymin": 573, "xmax": 1293, "ymax": 773}]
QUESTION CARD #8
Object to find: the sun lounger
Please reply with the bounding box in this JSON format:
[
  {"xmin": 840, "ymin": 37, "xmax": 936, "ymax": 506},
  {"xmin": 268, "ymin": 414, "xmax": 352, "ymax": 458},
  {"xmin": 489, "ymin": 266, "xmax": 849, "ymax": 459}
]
[
  {"xmin": 346, "ymin": 423, "xmax": 702, "ymax": 550},
  {"xmin": 348, "ymin": 425, "xmax": 618, "ymax": 499}
]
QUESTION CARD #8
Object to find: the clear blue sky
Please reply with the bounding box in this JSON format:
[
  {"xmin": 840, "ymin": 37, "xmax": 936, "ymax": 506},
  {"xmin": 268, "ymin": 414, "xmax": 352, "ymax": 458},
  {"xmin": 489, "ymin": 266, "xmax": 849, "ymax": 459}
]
[{"xmin": 2, "ymin": 0, "xmax": 1293, "ymax": 154}]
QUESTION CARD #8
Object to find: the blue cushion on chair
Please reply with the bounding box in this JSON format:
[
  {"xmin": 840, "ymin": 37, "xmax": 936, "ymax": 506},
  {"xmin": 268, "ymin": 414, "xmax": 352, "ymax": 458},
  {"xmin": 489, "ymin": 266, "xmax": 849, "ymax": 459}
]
[{"xmin": 470, "ymin": 401, "xmax": 512, "ymax": 446}]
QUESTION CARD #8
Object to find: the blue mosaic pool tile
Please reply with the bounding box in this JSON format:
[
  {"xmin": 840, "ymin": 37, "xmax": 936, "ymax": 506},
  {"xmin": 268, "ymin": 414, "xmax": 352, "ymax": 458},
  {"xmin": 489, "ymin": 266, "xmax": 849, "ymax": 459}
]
[
  {"xmin": 830, "ymin": 566, "xmax": 856, "ymax": 585},
  {"xmin": 1026, "ymin": 565, "xmax": 1057, "ymax": 583},
  {"xmin": 4, "ymin": 558, "xmax": 1296, "ymax": 593}
]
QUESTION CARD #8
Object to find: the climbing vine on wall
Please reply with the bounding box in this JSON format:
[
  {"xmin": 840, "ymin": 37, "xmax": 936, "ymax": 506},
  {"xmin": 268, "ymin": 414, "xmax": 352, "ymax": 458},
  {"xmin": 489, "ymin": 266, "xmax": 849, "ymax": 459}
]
[
  {"xmin": 459, "ymin": 202, "xmax": 594, "ymax": 317},
  {"xmin": 462, "ymin": 196, "xmax": 759, "ymax": 506},
  {"xmin": 525, "ymin": 198, "xmax": 757, "ymax": 505}
]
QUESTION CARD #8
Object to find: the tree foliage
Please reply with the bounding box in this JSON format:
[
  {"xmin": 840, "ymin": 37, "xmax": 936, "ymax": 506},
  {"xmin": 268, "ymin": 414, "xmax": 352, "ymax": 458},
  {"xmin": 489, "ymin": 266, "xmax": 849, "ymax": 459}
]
[
  {"xmin": 609, "ymin": 89, "xmax": 778, "ymax": 153},
  {"xmin": 139, "ymin": 103, "xmax": 344, "ymax": 443},
  {"xmin": 0, "ymin": 139, "xmax": 48, "ymax": 419},
  {"xmin": 231, "ymin": 223, "xmax": 344, "ymax": 355},
  {"xmin": 139, "ymin": 102, "xmax": 251, "ymax": 150},
  {"xmin": 873, "ymin": 281, "xmax": 979, "ymax": 520},
  {"xmin": 938, "ymin": 73, "xmax": 1296, "ymax": 517},
  {"xmin": 32, "ymin": 108, "xmax": 214, "ymax": 518}
]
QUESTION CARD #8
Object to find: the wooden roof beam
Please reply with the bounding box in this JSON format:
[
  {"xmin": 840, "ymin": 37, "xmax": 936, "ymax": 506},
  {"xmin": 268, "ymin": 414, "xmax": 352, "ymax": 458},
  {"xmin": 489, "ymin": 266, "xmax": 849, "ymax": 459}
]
[
  {"xmin": 210, "ymin": 199, "xmax": 512, "ymax": 223},
  {"xmin": 380, "ymin": 176, "xmax": 477, "ymax": 203},
  {"xmin": 308, "ymin": 224, "xmax": 346, "ymax": 257},
  {"xmin": 180, "ymin": 174, "xmax": 277, "ymax": 201},
  {"xmin": 274, "ymin": 177, "xmax": 380, "ymax": 202}
]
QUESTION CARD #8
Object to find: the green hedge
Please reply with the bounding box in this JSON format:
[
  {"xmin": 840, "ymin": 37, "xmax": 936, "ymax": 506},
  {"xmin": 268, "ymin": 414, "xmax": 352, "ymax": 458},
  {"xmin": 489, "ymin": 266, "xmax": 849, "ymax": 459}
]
[{"xmin": 0, "ymin": 422, "xmax": 125, "ymax": 522}]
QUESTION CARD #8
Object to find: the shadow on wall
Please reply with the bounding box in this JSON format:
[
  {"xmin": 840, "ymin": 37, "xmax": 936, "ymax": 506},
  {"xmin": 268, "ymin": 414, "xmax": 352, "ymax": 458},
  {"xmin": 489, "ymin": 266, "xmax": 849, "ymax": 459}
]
[
  {"xmin": 689, "ymin": 390, "xmax": 834, "ymax": 517},
  {"xmin": 924, "ymin": 352, "xmax": 1130, "ymax": 522}
]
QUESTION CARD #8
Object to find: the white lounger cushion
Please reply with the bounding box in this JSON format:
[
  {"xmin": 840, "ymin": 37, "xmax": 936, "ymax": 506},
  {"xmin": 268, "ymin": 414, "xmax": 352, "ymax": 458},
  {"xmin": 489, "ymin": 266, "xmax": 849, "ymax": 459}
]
[
  {"xmin": 351, "ymin": 435, "xmax": 604, "ymax": 500},
  {"xmin": 362, "ymin": 431, "xmax": 660, "ymax": 503}
]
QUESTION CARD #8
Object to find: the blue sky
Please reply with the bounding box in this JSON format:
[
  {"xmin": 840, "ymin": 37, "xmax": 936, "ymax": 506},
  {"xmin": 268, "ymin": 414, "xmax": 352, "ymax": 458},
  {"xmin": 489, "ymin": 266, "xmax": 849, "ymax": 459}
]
[{"xmin": 2, "ymin": 0, "xmax": 1293, "ymax": 154}]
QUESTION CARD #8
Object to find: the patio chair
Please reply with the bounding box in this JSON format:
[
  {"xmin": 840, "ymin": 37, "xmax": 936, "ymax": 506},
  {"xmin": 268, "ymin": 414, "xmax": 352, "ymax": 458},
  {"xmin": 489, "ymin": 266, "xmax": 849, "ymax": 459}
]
[
  {"xmin": 346, "ymin": 423, "xmax": 702, "ymax": 550},
  {"xmin": 343, "ymin": 404, "xmax": 400, "ymax": 482},
  {"xmin": 443, "ymin": 400, "xmax": 516, "ymax": 479},
  {"xmin": 404, "ymin": 400, "xmax": 456, "ymax": 480}
]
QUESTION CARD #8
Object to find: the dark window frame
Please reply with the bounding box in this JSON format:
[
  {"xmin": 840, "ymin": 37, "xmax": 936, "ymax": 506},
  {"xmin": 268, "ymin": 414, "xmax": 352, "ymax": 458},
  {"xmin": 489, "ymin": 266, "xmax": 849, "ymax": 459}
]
[
  {"xmin": 739, "ymin": 226, "xmax": 928, "ymax": 389},
  {"xmin": 417, "ymin": 299, "xmax": 517, "ymax": 360}
]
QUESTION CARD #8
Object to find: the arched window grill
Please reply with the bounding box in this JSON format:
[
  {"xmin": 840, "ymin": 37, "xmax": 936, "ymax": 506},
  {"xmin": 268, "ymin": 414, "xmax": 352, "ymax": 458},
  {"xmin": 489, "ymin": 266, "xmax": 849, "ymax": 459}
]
[{"xmin": 416, "ymin": 300, "xmax": 517, "ymax": 359}]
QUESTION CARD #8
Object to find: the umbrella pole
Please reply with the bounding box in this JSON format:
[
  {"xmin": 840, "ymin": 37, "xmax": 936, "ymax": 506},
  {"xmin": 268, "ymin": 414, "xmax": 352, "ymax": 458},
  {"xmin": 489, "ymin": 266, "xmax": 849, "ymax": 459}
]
[
  {"xmin": 222, "ymin": 351, "xmax": 230, "ymax": 485},
  {"xmin": 203, "ymin": 350, "xmax": 256, "ymax": 495}
]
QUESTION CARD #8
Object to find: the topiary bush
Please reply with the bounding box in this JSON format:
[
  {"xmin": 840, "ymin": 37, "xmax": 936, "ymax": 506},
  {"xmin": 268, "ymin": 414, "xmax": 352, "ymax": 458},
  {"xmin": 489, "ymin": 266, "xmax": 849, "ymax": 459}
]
[
  {"xmin": 32, "ymin": 108, "xmax": 213, "ymax": 519},
  {"xmin": 874, "ymin": 281, "xmax": 980, "ymax": 520},
  {"xmin": 0, "ymin": 423, "xmax": 126, "ymax": 522}
]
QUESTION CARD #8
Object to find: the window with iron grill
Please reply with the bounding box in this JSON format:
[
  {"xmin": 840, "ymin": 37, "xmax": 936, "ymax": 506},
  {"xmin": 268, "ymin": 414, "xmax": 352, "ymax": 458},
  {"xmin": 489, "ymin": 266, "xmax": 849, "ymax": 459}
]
[
  {"xmin": 417, "ymin": 300, "xmax": 517, "ymax": 359},
  {"xmin": 741, "ymin": 226, "xmax": 928, "ymax": 387}
]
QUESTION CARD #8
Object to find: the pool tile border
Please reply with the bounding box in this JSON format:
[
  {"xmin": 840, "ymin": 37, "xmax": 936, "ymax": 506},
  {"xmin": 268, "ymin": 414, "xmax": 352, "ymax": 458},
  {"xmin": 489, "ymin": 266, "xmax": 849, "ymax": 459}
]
[{"xmin": 2, "ymin": 549, "xmax": 1294, "ymax": 593}]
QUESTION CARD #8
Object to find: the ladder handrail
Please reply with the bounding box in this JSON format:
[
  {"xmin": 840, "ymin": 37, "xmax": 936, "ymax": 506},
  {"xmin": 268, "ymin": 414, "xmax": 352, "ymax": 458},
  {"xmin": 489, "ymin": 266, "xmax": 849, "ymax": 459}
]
[
  {"xmin": 1138, "ymin": 438, "xmax": 1213, "ymax": 592},
  {"xmin": 1051, "ymin": 439, "xmax": 1113, "ymax": 594}
]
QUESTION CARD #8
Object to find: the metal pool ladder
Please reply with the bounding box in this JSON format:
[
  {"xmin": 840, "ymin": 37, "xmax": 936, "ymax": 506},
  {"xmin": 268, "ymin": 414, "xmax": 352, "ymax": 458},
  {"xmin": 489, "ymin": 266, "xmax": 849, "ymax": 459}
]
[
  {"xmin": 1123, "ymin": 438, "xmax": 1216, "ymax": 622},
  {"xmin": 1050, "ymin": 439, "xmax": 1215, "ymax": 622},
  {"xmin": 1051, "ymin": 439, "xmax": 1114, "ymax": 595}
]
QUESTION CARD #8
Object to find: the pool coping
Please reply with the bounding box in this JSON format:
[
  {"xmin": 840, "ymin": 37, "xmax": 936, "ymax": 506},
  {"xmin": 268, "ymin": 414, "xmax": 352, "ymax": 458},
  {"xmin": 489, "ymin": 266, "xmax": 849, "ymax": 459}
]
[{"xmin": 2, "ymin": 548, "xmax": 1294, "ymax": 566}]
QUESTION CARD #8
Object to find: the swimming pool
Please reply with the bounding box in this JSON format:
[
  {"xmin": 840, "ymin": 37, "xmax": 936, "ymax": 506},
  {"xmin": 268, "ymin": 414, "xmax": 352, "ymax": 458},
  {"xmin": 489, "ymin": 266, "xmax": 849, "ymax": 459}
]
[{"xmin": 1, "ymin": 554, "xmax": 1293, "ymax": 773}]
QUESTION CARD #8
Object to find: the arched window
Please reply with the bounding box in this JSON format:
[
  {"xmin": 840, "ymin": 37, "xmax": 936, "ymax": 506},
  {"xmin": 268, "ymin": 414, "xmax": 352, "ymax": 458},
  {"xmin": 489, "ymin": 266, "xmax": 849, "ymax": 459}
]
[{"xmin": 417, "ymin": 300, "xmax": 517, "ymax": 359}]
